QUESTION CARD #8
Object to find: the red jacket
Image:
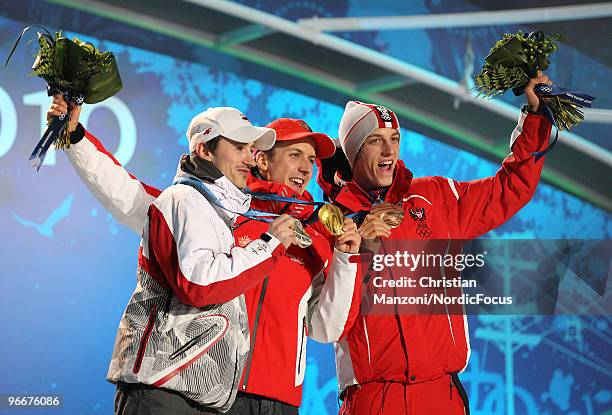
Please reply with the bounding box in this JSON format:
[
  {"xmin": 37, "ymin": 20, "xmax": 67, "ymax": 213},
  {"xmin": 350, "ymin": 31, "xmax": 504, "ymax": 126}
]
[
  {"xmin": 317, "ymin": 111, "xmax": 552, "ymax": 391},
  {"xmin": 63, "ymin": 136, "xmax": 362, "ymax": 406},
  {"xmin": 235, "ymin": 175, "xmax": 362, "ymax": 405}
]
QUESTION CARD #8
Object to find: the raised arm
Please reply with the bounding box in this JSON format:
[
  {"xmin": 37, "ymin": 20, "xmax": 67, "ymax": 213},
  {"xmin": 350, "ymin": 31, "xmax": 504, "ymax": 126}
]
[
  {"xmin": 48, "ymin": 96, "xmax": 161, "ymax": 235},
  {"xmin": 443, "ymin": 72, "xmax": 554, "ymax": 239}
]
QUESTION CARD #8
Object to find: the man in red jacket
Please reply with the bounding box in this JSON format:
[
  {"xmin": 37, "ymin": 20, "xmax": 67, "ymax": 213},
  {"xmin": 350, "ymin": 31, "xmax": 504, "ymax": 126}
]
[
  {"xmin": 316, "ymin": 71, "xmax": 554, "ymax": 414},
  {"xmin": 47, "ymin": 98, "xmax": 364, "ymax": 414},
  {"xmin": 228, "ymin": 118, "xmax": 364, "ymax": 414}
]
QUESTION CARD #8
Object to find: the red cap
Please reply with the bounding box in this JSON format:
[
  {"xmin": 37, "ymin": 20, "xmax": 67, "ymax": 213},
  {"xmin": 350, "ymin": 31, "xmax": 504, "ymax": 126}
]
[{"xmin": 265, "ymin": 118, "xmax": 336, "ymax": 159}]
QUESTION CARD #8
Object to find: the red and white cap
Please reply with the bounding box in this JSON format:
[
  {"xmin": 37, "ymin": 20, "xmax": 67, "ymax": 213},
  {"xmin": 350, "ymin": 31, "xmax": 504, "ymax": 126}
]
[
  {"xmin": 338, "ymin": 101, "xmax": 400, "ymax": 166},
  {"xmin": 186, "ymin": 107, "xmax": 276, "ymax": 152}
]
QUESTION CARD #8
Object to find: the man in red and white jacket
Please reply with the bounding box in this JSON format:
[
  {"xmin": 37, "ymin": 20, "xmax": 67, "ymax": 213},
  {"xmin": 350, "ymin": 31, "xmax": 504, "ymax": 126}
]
[
  {"xmin": 75, "ymin": 105, "xmax": 300, "ymax": 414},
  {"xmin": 316, "ymin": 72, "xmax": 554, "ymax": 414},
  {"xmin": 48, "ymin": 97, "xmax": 363, "ymax": 414},
  {"xmin": 232, "ymin": 118, "xmax": 363, "ymax": 413}
]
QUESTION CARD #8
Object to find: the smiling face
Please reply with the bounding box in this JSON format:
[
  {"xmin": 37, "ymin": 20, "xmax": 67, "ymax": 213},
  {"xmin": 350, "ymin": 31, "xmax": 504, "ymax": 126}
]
[
  {"xmin": 255, "ymin": 138, "xmax": 316, "ymax": 195},
  {"xmin": 351, "ymin": 128, "xmax": 400, "ymax": 192},
  {"xmin": 197, "ymin": 137, "xmax": 256, "ymax": 188}
]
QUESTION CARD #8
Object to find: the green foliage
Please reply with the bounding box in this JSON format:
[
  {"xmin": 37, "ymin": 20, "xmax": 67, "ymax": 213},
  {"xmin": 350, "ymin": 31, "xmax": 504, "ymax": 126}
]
[
  {"xmin": 29, "ymin": 30, "xmax": 122, "ymax": 148},
  {"xmin": 474, "ymin": 31, "xmax": 562, "ymax": 96},
  {"xmin": 32, "ymin": 31, "xmax": 121, "ymax": 103},
  {"xmin": 475, "ymin": 64, "xmax": 529, "ymax": 97},
  {"xmin": 474, "ymin": 31, "xmax": 584, "ymax": 131}
]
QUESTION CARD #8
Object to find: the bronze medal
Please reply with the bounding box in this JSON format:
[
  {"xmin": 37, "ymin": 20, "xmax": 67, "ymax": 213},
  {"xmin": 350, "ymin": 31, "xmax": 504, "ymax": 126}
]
[
  {"xmin": 380, "ymin": 210, "xmax": 404, "ymax": 228},
  {"xmin": 371, "ymin": 203, "xmax": 404, "ymax": 229}
]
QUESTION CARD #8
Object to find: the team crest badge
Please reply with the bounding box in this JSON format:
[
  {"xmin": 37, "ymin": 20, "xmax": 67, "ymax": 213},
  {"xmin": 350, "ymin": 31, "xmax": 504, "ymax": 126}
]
[
  {"xmin": 409, "ymin": 208, "xmax": 426, "ymax": 221},
  {"xmin": 375, "ymin": 105, "xmax": 393, "ymax": 121},
  {"xmin": 409, "ymin": 207, "xmax": 431, "ymax": 238}
]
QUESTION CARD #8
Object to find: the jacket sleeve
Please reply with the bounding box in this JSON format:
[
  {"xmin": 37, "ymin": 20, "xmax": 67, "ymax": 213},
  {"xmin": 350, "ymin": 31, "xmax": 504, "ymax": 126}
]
[
  {"xmin": 307, "ymin": 247, "xmax": 362, "ymax": 343},
  {"xmin": 64, "ymin": 129, "xmax": 161, "ymax": 234},
  {"xmin": 444, "ymin": 110, "xmax": 552, "ymax": 239},
  {"xmin": 142, "ymin": 186, "xmax": 286, "ymax": 307}
]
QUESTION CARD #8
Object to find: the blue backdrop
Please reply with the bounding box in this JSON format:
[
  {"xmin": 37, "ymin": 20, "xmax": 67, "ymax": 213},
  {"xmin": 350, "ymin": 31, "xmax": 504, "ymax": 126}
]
[{"xmin": 0, "ymin": 1, "xmax": 610, "ymax": 414}]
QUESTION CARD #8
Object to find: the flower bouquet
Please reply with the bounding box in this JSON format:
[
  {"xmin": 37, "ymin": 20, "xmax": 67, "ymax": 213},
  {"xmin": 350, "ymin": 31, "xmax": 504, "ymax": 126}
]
[
  {"xmin": 474, "ymin": 31, "xmax": 595, "ymax": 158},
  {"xmin": 5, "ymin": 27, "xmax": 122, "ymax": 169}
]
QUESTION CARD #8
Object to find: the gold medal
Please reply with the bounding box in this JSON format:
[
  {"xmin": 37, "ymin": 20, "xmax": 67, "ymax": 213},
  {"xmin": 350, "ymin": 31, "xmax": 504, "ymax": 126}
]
[
  {"xmin": 318, "ymin": 204, "xmax": 345, "ymax": 236},
  {"xmin": 292, "ymin": 219, "xmax": 312, "ymax": 248},
  {"xmin": 371, "ymin": 203, "xmax": 404, "ymax": 229}
]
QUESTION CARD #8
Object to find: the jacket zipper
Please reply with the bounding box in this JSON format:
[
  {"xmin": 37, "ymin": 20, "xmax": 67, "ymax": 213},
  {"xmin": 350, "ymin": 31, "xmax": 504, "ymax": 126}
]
[
  {"xmin": 443, "ymin": 237, "xmax": 457, "ymax": 345},
  {"xmin": 381, "ymin": 242, "xmax": 411, "ymax": 380},
  {"xmin": 133, "ymin": 303, "xmax": 157, "ymax": 374},
  {"xmin": 241, "ymin": 277, "xmax": 268, "ymax": 389},
  {"xmin": 221, "ymin": 349, "xmax": 242, "ymax": 409},
  {"xmin": 297, "ymin": 316, "xmax": 307, "ymax": 374}
]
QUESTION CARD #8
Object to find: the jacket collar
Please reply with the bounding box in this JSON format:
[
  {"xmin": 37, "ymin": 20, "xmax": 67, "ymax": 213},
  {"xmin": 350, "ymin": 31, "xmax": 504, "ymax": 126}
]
[
  {"xmin": 246, "ymin": 172, "xmax": 315, "ymax": 220},
  {"xmin": 175, "ymin": 154, "xmax": 251, "ymax": 219},
  {"xmin": 334, "ymin": 160, "xmax": 413, "ymax": 213}
]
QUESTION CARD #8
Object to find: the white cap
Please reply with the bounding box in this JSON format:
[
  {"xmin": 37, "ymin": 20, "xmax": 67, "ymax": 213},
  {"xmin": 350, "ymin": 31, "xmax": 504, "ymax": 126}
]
[
  {"xmin": 186, "ymin": 107, "xmax": 276, "ymax": 152},
  {"xmin": 338, "ymin": 101, "xmax": 400, "ymax": 166}
]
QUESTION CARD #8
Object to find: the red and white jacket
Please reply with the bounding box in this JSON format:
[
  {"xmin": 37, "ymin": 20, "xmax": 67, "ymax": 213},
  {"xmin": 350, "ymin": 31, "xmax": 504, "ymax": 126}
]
[
  {"xmin": 108, "ymin": 160, "xmax": 286, "ymax": 411},
  {"xmin": 317, "ymin": 110, "xmax": 552, "ymax": 393},
  {"xmin": 235, "ymin": 175, "xmax": 361, "ymax": 405},
  {"xmin": 64, "ymin": 134, "xmax": 362, "ymax": 406}
]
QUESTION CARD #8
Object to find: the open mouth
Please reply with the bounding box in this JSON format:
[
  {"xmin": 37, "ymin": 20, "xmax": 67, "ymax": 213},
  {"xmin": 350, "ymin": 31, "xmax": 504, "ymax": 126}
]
[
  {"xmin": 377, "ymin": 160, "xmax": 393, "ymax": 172},
  {"xmin": 288, "ymin": 177, "xmax": 305, "ymax": 189}
]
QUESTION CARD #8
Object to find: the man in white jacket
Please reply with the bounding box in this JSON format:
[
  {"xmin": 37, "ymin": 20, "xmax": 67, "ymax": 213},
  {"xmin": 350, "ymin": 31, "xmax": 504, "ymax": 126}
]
[{"xmin": 63, "ymin": 105, "xmax": 298, "ymax": 414}]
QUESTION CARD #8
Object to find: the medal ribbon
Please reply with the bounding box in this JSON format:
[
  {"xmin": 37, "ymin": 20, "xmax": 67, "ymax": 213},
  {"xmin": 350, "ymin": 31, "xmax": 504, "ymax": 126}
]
[
  {"xmin": 174, "ymin": 177, "xmax": 280, "ymax": 223},
  {"xmin": 246, "ymin": 190, "xmax": 331, "ymax": 226},
  {"xmin": 29, "ymin": 85, "xmax": 84, "ymax": 170},
  {"xmin": 175, "ymin": 177, "xmax": 313, "ymax": 247},
  {"xmin": 531, "ymin": 84, "xmax": 596, "ymax": 161}
]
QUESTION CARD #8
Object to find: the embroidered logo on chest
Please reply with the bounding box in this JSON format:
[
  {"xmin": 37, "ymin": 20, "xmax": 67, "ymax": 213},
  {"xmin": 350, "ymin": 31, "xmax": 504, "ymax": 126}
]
[
  {"xmin": 409, "ymin": 207, "xmax": 431, "ymax": 238},
  {"xmin": 409, "ymin": 207, "xmax": 426, "ymax": 221}
]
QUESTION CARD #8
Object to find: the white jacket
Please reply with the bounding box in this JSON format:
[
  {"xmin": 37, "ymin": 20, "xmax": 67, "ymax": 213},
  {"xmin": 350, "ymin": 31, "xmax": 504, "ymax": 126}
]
[{"xmin": 107, "ymin": 158, "xmax": 285, "ymax": 412}]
